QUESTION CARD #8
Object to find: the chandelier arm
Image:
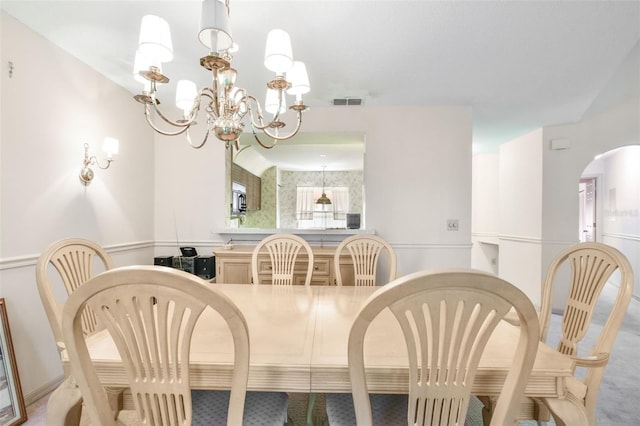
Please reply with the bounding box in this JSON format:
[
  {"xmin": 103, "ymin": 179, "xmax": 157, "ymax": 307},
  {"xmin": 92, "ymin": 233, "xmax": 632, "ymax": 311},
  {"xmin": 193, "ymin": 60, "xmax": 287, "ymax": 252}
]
[
  {"xmin": 199, "ymin": 88, "xmax": 216, "ymax": 103},
  {"xmin": 234, "ymin": 97, "xmax": 250, "ymax": 123},
  {"xmin": 258, "ymin": 112, "xmax": 304, "ymax": 141},
  {"xmin": 148, "ymin": 96, "xmax": 201, "ymax": 129},
  {"xmin": 198, "ymin": 89, "xmax": 221, "ymax": 123},
  {"xmin": 185, "ymin": 126, "xmax": 211, "ymax": 149},
  {"xmin": 144, "ymin": 107, "xmax": 191, "ymax": 136},
  {"xmin": 242, "ymin": 96, "xmax": 273, "ymax": 131},
  {"xmin": 233, "ymin": 88, "xmax": 249, "ymax": 109},
  {"xmin": 252, "ymin": 129, "xmax": 278, "ymax": 149}
]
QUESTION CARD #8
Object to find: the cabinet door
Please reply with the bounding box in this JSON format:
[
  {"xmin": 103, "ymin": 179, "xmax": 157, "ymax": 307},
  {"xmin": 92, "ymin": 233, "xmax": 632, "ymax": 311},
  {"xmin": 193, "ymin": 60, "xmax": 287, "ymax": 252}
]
[
  {"xmin": 257, "ymin": 255, "xmax": 331, "ymax": 285},
  {"xmin": 218, "ymin": 258, "xmax": 252, "ymax": 284}
]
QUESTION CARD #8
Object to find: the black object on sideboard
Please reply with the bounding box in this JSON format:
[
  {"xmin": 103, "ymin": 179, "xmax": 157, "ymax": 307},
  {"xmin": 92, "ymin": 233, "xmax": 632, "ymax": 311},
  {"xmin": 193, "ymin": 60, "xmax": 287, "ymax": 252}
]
[
  {"xmin": 195, "ymin": 255, "xmax": 215, "ymax": 279},
  {"xmin": 154, "ymin": 254, "xmax": 215, "ymax": 279},
  {"xmin": 154, "ymin": 256, "xmax": 173, "ymax": 267}
]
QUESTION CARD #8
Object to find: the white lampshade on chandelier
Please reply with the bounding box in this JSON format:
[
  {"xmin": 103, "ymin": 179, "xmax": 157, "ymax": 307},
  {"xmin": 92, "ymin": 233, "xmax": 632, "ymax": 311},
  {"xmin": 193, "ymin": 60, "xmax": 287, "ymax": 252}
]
[{"xmin": 133, "ymin": 0, "xmax": 310, "ymax": 150}]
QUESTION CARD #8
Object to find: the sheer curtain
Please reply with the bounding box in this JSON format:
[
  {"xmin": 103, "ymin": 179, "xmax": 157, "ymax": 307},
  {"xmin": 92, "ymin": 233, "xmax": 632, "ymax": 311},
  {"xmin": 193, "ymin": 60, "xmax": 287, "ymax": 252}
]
[
  {"xmin": 296, "ymin": 187, "xmax": 349, "ymax": 229},
  {"xmin": 331, "ymin": 188, "xmax": 349, "ymax": 220},
  {"xmin": 296, "ymin": 187, "xmax": 315, "ymax": 220}
]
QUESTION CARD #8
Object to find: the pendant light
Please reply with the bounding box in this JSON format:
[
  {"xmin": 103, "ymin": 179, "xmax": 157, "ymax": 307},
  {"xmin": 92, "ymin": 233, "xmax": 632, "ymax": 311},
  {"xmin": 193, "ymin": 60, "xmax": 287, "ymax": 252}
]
[{"xmin": 316, "ymin": 166, "xmax": 332, "ymax": 205}]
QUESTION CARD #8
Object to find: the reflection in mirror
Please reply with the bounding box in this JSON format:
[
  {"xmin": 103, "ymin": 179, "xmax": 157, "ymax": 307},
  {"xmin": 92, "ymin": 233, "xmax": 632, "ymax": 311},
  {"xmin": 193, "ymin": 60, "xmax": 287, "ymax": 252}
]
[{"xmin": 227, "ymin": 132, "xmax": 365, "ymax": 230}]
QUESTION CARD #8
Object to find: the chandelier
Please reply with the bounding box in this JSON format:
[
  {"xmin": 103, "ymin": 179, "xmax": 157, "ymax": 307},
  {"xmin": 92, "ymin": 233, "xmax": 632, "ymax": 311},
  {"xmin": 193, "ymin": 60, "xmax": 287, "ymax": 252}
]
[{"xmin": 133, "ymin": 0, "xmax": 310, "ymax": 150}]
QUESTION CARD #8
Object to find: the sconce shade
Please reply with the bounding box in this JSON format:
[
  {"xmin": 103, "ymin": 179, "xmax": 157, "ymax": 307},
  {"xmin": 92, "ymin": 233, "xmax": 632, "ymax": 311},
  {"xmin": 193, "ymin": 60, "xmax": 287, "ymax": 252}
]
[
  {"xmin": 102, "ymin": 137, "xmax": 119, "ymax": 158},
  {"xmin": 176, "ymin": 80, "xmax": 198, "ymax": 112},
  {"xmin": 199, "ymin": 0, "xmax": 233, "ymax": 53},
  {"xmin": 138, "ymin": 15, "xmax": 174, "ymax": 64},
  {"xmin": 265, "ymin": 88, "xmax": 287, "ymax": 115},
  {"xmin": 287, "ymin": 61, "xmax": 310, "ymax": 95},
  {"xmin": 264, "ymin": 29, "xmax": 293, "ymax": 73}
]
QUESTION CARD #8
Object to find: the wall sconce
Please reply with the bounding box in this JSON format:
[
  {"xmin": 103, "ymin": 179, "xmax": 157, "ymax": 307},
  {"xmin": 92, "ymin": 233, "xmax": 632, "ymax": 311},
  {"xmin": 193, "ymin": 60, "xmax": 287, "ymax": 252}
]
[{"xmin": 79, "ymin": 137, "xmax": 119, "ymax": 186}]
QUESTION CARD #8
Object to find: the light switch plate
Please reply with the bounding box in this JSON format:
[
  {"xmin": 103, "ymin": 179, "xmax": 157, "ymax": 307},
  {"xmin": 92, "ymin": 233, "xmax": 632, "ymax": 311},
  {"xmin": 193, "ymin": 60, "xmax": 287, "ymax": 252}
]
[{"xmin": 447, "ymin": 219, "xmax": 459, "ymax": 231}]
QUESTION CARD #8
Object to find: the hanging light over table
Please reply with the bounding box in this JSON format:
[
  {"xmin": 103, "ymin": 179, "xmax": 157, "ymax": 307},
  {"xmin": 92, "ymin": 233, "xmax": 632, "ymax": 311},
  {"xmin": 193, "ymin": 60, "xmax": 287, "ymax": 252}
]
[
  {"xmin": 316, "ymin": 166, "xmax": 332, "ymax": 205},
  {"xmin": 133, "ymin": 0, "xmax": 310, "ymax": 150}
]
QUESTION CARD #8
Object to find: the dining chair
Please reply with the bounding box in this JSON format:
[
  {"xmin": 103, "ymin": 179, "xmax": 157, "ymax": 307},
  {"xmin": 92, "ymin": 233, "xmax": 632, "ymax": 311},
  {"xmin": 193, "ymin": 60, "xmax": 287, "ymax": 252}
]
[
  {"xmin": 36, "ymin": 238, "xmax": 119, "ymax": 425},
  {"xmin": 307, "ymin": 235, "xmax": 397, "ymax": 424},
  {"xmin": 36, "ymin": 238, "xmax": 114, "ymax": 356},
  {"xmin": 252, "ymin": 233, "xmax": 314, "ymax": 285},
  {"xmin": 325, "ymin": 269, "xmax": 540, "ymax": 426},
  {"xmin": 333, "ymin": 235, "xmax": 397, "ymax": 286},
  {"xmin": 531, "ymin": 242, "xmax": 633, "ymax": 426},
  {"xmin": 60, "ymin": 265, "xmax": 289, "ymax": 425}
]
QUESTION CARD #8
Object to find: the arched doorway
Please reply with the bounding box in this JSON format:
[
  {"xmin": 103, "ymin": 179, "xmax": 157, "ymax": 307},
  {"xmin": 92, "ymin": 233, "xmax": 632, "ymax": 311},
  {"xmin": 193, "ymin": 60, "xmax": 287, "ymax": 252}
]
[{"xmin": 579, "ymin": 145, "xmax": 639, "ymax": 299}]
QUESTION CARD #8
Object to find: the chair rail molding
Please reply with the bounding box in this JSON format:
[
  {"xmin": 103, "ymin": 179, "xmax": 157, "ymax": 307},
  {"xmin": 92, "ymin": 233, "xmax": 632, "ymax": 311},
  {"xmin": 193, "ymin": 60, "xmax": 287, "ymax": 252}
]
[
  {"xmin": 0, "ymin": 240, "xmax": 154, "ymax": 270},
  {"xmin": 603, "ymin": 232, "xmax": 640, "ymax": 243}
]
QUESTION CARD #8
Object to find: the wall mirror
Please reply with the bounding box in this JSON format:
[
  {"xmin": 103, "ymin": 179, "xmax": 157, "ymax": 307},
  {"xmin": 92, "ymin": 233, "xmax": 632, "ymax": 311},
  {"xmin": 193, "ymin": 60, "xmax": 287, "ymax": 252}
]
[{"xmin": 227, "ymin": 132, "xmax": 365, "ymax": 230}]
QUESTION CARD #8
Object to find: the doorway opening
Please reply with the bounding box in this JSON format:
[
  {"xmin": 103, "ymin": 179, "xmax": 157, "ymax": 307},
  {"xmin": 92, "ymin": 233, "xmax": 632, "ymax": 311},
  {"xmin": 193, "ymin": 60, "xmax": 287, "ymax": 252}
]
[{"xmin": 579, "ymin": 177, "xmax": 597, "ymax": 242}]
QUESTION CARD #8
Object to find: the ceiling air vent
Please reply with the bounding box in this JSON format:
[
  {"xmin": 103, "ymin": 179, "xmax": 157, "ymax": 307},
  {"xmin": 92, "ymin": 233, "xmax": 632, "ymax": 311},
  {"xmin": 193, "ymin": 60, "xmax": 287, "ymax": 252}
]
[{"xmin": 332, "ymin": 98, "xmax": 363, "ymax": 106}]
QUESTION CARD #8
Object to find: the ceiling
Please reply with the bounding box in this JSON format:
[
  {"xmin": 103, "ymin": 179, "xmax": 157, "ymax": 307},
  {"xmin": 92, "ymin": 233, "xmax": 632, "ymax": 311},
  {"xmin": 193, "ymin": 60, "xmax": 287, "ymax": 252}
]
[
  {"xmin": 3, "ymin": 0, "xmax": 640, "ymax": 160},
  {"xmin": 236, "ymin": 132, "xmax": 365, "ymax": 173}
]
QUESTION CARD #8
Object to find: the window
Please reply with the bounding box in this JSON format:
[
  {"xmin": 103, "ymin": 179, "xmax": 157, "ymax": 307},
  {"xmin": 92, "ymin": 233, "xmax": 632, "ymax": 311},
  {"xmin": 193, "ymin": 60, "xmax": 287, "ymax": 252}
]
[{"xmin": 296, "ymin": 187, "xmax": 349, "ymax": 229}]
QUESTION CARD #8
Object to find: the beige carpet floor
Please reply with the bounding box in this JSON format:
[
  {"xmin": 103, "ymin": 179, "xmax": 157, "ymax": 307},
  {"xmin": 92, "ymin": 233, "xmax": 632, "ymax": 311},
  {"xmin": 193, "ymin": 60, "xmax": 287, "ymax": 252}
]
[{"xmin": 288, "ymin": 393, "xmax": 327, "ymax": 426}]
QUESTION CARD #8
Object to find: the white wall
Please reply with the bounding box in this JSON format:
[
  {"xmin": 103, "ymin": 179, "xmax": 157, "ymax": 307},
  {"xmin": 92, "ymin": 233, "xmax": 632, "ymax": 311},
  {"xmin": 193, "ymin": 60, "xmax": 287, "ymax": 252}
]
[
  {"xmin": 153, "ymin": 106, "xmax": 474, "ymax": 276},
  {"xmin": 471, "ymin": 153, "xmax": 499, "ymax": 274},
  {"xmin": 498, "ymin": 130, "xmax": 544, "ymax": 306},
  {"xmin": 0, "ymin": 12, "xmax": 155, "ymax": 402},
  {"xmin": 472, "ymin": 42, "xmax": 640, "ymax": 307},
  {"xmin": 540, "ymin": 41, "xmax": 640, "ymax": 302},
  {"xmin": 600, "ymin": 146, "xmax": 640, "ymax": 295}
]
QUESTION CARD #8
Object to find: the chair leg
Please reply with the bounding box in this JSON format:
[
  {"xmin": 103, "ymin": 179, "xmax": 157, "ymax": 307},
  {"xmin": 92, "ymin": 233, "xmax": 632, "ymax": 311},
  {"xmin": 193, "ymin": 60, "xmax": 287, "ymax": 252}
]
[
  {"xmin": 477, "ymin": 395, "xmax": 495, "ymax": 425},
  {"xmin": 533, "ymin": 398, "xmax": 551, "ymax": 422},
  {"xmin": 105, "ymin": 386, "xmax": 124, "ymax": 413},
  {"xmin": 46, "ymin": 377, "xmax": 83, "ymax": 426},
  {"xmin": 306, "ymin": 392, "xmax": 317, "ymax": 426},
  {"xmin": 540, "ymin": 395, "xmax": 591, "ymax": 426}
]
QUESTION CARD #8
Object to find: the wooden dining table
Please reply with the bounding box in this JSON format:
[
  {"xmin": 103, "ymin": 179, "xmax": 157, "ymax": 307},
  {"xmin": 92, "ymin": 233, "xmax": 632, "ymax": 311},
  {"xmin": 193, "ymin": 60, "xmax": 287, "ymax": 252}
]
[{"xmin": 63, "ymin": 283, "xmax": 574, "ymax": 401}]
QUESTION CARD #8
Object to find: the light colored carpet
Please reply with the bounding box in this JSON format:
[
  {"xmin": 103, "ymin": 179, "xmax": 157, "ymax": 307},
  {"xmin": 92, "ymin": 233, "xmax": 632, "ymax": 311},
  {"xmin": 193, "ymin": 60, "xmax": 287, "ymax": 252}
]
[
  {"xmin": 288, "ymin": 393, "xmax": 326, "ymax": 426},
  {"xmin": 287, "ymin": 392, "xmax": 554, "ymax": 426}
]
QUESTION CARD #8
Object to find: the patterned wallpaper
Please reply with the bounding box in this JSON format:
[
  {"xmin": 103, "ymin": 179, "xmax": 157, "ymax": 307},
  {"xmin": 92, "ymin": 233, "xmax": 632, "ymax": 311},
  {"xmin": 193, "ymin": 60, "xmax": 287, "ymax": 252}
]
[
  {"xmin": 279, "ymin": 170, "xmax": 364, "ymax": 229},
  {"xmin": 238, "ymin": 168, "xmax": 363, "ymax": 229}
]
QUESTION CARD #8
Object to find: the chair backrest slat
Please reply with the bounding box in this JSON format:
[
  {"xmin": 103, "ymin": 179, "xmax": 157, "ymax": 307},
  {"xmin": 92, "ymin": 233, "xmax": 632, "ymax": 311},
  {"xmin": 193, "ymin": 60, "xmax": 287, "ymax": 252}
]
[
  {"xmin": 348, "ymin": 269, "xmax": 540, "ymax": 426},
  {"xmin": 334, "ymin": 235, "xmax": 397, "ymax": 286},
  {"xmin": 252, "ymin": 234, "xmax": 314, "ymax": 286}
]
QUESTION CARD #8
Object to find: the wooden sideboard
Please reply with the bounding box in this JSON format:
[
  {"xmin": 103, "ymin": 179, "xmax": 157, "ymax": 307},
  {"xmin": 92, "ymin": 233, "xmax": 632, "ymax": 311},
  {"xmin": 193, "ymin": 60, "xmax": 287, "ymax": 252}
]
[{"xmin": 213, "ymin": 246, "xmax": 355, "ymax": 285}]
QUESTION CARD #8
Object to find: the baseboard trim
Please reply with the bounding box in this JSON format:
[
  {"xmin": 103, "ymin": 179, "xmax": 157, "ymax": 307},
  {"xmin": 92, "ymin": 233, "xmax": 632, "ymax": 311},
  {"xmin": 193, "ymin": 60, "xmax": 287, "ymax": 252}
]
[{"xmin": 24, "ymin": 375, "xmax": 63, "ymax": 406}]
